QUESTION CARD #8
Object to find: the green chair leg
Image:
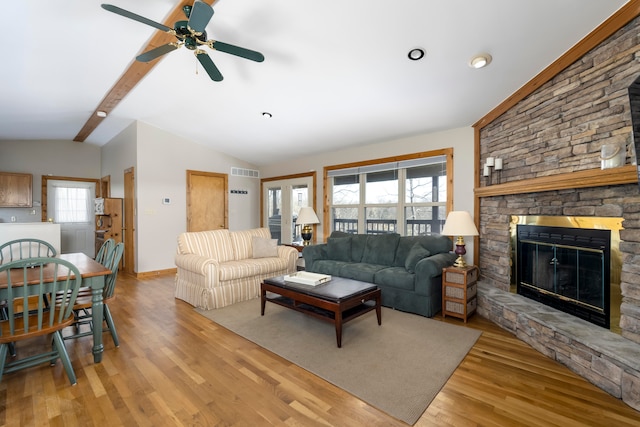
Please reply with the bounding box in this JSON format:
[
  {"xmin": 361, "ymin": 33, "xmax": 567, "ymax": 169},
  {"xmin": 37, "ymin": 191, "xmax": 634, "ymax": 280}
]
[
  {"xmin": 0, "ymin": 343, "xmax": 8, "ymax": 381},
  {"xmin": 52, "ymin": 331, "xmax": 76, "ymax": 385},
  {"xmin": 104, "ymin": 305, "xmax": 120, "ymax": 347}
]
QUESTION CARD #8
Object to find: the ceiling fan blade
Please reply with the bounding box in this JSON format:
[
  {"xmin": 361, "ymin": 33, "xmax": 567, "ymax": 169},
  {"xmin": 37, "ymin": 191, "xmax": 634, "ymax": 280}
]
[
  {"xmin": 136, "ymin": 43, "xmax": 179, "ymax": 62},
  {"xmin": 101, "ymin": 4, "xmax": 172, "ymax": 32},
  {"xmin": 188, "ymin": 1, "xmax": 214, "ymax": 35},
  {"xmin": 196, "ymin": 51, "xmax": 223, "ymax": 81},
  {"xmin": 212, "ymin": 41, "xmax": 265, "ymax": 62}
]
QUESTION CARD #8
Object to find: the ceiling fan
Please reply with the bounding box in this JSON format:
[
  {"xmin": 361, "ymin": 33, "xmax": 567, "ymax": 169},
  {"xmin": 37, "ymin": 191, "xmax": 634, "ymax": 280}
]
[{"xmin": 101, "ymin": 1, "xmax": 264, "ymax": 81}]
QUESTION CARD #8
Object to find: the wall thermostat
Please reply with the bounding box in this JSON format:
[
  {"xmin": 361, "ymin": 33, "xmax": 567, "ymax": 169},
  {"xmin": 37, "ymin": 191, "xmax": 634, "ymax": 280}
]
[{"xmin": 162, "ymin": 197, "xmax": 171, "ymax": 205}]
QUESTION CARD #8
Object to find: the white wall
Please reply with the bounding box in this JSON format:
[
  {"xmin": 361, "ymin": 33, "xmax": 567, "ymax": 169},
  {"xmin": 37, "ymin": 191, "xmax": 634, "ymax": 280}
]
[
  {"xmin": 100, "ymin": 121, "xmax": 137, "ymax": 199},
  {"xmin": 0, "ymin": 140, "xmax": 101, "ymax": 224},
  {"xmin": 0, "ymin": 222, "xmax": 61, "ymax": 254},
  {"xmin": 1, "ymin": 126, "xmax": 476, "ymax": 272},
  {"xmin": 133, "ymin": 122, "xmax": 260, "ymax": 272},
  {"xmin": 259, "ymin": 127, "xmax": 477, "ymax": 259}
]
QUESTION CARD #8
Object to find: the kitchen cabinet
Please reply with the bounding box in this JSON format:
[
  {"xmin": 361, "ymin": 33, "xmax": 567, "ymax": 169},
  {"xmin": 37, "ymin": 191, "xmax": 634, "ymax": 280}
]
[{"xmin": 0, "ymin": 172, "xmax": 32, "ymax": 207}]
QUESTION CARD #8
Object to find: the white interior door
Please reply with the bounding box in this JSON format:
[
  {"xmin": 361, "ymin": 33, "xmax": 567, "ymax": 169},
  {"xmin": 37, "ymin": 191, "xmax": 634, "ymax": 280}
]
[
  {"xmin": 47, "ymin": 180, "xmax": 96, "ymax": 257},
  {"xmin": 263, "ymin": 176, "xmax": 313, "ymax": 245}
]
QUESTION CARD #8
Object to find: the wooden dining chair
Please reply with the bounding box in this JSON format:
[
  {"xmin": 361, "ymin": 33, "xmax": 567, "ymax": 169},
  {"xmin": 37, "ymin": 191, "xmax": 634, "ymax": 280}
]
[
  {"xmin": 0, "ymin": 257, "xmax": 83, "ymax": 385},
  {"xmin": 0, "ymin": 238, "xmax": 57, "ymax": 264},
  {"xmin": 0, "ymin": 238, "xmax": 58, "ymax": 357},
  {"xmin": 61, "ymin": 242, "xmax": 124, "ymax": 347}
]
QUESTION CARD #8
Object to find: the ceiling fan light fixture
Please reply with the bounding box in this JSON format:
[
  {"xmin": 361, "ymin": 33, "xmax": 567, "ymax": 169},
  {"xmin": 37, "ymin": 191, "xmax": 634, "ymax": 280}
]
[
  {"xmin": 408, "ymin": 48, "xmax": 425, "ymax": 61},
  {"xmin": 469, "ymin": 53, "xmax": 492, "ymax": 69},
  {"xmin": 96, "ymin": 111, "xmax": 107, "ymax": 118}
]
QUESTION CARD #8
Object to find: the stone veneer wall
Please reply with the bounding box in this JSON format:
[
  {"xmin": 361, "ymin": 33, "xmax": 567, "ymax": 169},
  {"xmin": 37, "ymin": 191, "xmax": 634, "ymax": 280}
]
[{"xmin": 476, "ymin": 14, "xmax": 640, "ymax": 409}]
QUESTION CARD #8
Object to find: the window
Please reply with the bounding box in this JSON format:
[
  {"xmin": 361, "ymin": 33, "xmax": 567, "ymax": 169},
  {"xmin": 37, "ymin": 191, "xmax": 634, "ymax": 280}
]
[
  {"xmin": 327, "ymin": 150, "xmax": 452, "ymax": 236},
  {"xmin": 53, "ymin": 186, "xmax": 92, "ymax": 223}
]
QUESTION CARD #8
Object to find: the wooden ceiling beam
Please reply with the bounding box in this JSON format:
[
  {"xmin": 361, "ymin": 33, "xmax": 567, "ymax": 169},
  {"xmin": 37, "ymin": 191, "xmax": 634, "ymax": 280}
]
[{"xmin": 74, "ymin": 0, "xmax": 217, "ymax": 142}]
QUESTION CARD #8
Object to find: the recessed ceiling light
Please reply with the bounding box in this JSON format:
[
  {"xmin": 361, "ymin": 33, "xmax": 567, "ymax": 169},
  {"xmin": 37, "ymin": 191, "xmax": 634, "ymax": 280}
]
[
  {"xmin": 408, "ymin": 48, "xmax": 425, "ymax": 61},
  {"xmin": 262, "ymin": 112, "xmax": 272, "ymax": 118},
  {"xmin": 469, "ymin": 53, "xmax": 492, "ymax": 69},
  {"xmin": 96, "ymin": 110, "xmax": 107, "ymax": 118}
]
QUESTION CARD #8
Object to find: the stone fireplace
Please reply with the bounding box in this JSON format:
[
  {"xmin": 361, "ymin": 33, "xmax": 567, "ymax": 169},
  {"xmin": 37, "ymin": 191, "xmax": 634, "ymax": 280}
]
[
  {"xmin": 472, "ymin": 8, "xmax": 640, "ymax": 411},
  {"xmin": 476, "ymin": 185, "xmax": 640, "ymax": 411}
]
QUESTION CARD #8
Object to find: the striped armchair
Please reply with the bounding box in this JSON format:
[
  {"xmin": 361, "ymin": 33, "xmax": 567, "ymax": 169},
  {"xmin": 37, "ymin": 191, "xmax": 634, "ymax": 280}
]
[{"xmin": 174, "ymin": 228, "xmax": 298, "ymax": 309}]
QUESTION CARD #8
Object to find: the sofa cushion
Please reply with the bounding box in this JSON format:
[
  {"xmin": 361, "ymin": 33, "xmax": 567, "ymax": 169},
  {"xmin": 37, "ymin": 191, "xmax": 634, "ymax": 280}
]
[
  {"xmin": 177, "ymin": 229, "xmax": 235, "ymax": 262},
  {"xmin": 374, "ymin": 267, "xmax": 416, "ymax": 291},
  {"xmin": 327, "ymin": 236, "xmax": 351, "ymax": 262},
  {"xmin": 405, "ymin": 243, "xmax": 431, "ymax": 273},
  {"xmin": 393, "ymin": 236, "xmax": 423, "ymax": 267},
  {"xmin": 312, "ymin": 259, "xmax": 351, "ymax": 276},
  {"xmin": 419, "ymin": 235, "xmax": 454, "ymax": 255},
  {"xmin": 361, "ymin": 233, "xmax": 400, "ymax": 266},
  {"xmin": 329, "ymin": 231, "xmax": 351, "ymax": 238},
  {"xmin": 218, "ymin": 257, "xmax": 290, "ymax": 281},
  {"xmin": 252, "ymin": 237, "xmax": 278, "ymax": 258},
  {"xmin": 329, "ymin": 231, "xmax": 366, "ymax": 262},
  {"xmin": 350, "ymin": 234, "xmax": 368, "ymax": 262},
  {"xmin": 338, "ymin": 263, "xmax": 386, "ymax": 283},
  {"xmin": 230, "ymin": 228, "xmax": 271, "ymax": 260}
]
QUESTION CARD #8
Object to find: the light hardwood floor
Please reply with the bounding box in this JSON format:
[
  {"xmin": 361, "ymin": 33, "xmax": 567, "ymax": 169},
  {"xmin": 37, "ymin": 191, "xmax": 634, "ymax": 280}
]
[{"xmin": 1, "ymin": 273, "xmax": 640, "ymax": 426}]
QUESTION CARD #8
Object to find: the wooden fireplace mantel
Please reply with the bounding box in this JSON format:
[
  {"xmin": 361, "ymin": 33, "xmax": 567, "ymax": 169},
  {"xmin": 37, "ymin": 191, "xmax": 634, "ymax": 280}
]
[{"xmin": 474, "ymin": 165, "xmax": 639, "ymax": 198}]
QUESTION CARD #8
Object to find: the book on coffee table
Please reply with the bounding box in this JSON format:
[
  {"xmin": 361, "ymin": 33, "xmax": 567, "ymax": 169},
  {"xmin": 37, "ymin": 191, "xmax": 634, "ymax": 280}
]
[{"xmin": 284, "ymin": 271, "xmax": 332, "ymax": 286}]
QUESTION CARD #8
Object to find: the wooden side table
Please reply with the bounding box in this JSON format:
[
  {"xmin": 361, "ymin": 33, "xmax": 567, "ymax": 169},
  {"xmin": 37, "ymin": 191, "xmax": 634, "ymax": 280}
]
[
  {"xmin": 442, "ymin": 265, "xmax": 479, "ymax": 323},
  {"xmin": 284, "ymin": 244, "xmax": 305, "ymax": 270}
]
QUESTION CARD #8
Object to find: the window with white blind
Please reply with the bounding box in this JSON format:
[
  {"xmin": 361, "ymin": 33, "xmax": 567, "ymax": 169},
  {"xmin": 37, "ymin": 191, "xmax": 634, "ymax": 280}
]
[
  {"xmin": 327, "ymin": 149, "xmax": 452, "ymax": 236},
  {"xmin": 53, "ymin": 186, "xmax": 92, "ymax": 223}
]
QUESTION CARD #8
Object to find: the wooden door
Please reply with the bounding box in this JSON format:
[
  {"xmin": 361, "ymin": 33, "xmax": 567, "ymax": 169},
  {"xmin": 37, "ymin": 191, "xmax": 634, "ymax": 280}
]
[
  {"xmin": 124, "ymin": 167, "xmax": 135, "ymax": 275},
  {"xmin": 187, "ymin": 170, "xmax": 228, "ymax": 232}
]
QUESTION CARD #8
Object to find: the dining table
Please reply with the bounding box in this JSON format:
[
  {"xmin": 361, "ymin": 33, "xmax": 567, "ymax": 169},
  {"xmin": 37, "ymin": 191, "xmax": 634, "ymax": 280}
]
[{"xmin": 0, "ymin": 252, "xmax": 111, "ymax": 363}]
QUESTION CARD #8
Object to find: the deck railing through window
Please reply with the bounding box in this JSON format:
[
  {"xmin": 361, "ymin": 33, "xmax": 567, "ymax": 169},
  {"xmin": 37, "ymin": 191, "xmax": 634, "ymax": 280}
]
[{"xmin": 333, "ymin": 219, "xmax": 443, "ymax": 235}]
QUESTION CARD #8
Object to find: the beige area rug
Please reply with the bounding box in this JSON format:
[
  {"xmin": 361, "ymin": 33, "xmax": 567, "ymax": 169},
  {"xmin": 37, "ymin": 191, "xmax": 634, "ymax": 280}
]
[{"xmin": 196, "ymin": 298, "xmax": 481, "ymax": 425}]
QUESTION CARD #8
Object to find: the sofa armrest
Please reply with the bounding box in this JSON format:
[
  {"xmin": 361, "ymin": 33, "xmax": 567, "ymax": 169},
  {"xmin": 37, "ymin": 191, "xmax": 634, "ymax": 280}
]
[
  {"xmin": 413, "ymin": 252, "xmax": 457, "ymax": 295},
  {"xmin": 277, "ymin": 245, "xmax": 300, "ymax": 272},
  {"xmin": 302, "ymin": 243, "xmax": 327, "ymax": 272},
  {"xmin": 175, "ymin": 253, "xmax": 220, "ymax": 275}
]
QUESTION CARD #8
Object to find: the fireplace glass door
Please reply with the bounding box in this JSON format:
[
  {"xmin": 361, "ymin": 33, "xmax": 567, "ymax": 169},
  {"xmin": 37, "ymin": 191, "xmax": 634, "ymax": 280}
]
[
  {"xmin": 516, "ymin": 224, "xmax": 610, "ymax": 328},
  {"xmin": 519, "ymin": 240, "xmax": 606, "ymax": 312}
]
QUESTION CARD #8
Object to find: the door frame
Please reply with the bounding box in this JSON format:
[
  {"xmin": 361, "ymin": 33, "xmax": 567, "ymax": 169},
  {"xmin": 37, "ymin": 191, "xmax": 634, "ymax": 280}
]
[
  {"xmin": 41, "ymin": 176, "xmax": 100, "ymax": 222},
  {"xmin": 124, "ymin": 167, "xmax": 135, "ymax": 275},
  {"xmin": 100, "ymin": 175, "xmax": 111, "ymax": 198},
  {"xmin": 41, "ymin": 176, "xmax": 100, "ymax": 257},
  {"xmin": 261, "ymin": 171, "xmax": 317, "ymax": 243}
]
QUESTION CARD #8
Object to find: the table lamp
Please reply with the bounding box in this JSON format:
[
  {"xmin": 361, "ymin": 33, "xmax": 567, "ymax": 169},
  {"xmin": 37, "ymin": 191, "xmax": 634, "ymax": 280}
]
[
  {"xmin": 441, "ymin": 211, "xmax": 479, "ymax": 268},
  {"xmin": 297, "ymin": 207, "xmax": 320, "ymax": 246}
]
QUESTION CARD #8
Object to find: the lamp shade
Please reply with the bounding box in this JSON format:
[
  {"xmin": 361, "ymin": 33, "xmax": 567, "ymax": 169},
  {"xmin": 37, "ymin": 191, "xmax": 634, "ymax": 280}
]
[
  {"xmin": 441, "ymin": 211, "xmax": 479, "ymax": 236},
  {"xmin": 297, "ymin": 207, "xmax": 320, "ymax": 225}
]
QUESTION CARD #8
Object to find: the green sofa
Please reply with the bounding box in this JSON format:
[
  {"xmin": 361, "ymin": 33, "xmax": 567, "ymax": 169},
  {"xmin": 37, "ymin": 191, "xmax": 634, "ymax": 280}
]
[{"xmin": 302, "ymin": 231, "xmax": 457, "ymax": 317}]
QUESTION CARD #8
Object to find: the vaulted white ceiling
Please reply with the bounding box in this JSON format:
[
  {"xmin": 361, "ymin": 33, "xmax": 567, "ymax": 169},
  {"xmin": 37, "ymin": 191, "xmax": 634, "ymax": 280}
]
[{"xmin": 0, "ymin": 0, "xmax": 628, "ymax": 165}]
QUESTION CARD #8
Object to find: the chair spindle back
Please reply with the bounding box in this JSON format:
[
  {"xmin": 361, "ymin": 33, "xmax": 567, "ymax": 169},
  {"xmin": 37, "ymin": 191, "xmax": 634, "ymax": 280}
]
[{"xmin": 0, "ymin": 239, "xmax": 57, "ymax": 264}]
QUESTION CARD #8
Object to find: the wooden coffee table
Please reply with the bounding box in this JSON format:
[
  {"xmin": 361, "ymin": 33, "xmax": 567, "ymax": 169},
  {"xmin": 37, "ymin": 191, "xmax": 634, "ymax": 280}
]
[{"xmin": 261, "ymin": 276, "xmax": 382, "ymax": 348}]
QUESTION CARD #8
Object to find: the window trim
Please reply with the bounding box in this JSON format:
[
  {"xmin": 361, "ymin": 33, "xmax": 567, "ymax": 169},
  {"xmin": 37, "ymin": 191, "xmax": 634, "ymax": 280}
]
[{"xmin": 323, "ymin": 148, "xmax": 453, "ymax": 240}]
